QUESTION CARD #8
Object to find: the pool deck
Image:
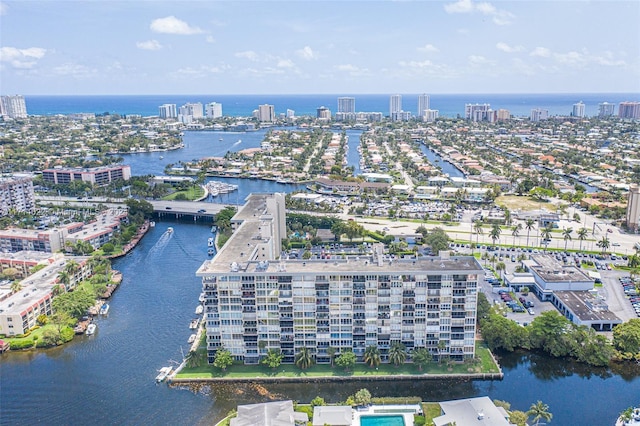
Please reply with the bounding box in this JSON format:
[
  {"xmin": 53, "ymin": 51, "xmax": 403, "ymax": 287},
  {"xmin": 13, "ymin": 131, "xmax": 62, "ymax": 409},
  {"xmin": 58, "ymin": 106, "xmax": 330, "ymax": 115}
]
[{"xmin": 352, "ymin": 404, "xmax": 422, "ymax": 426}]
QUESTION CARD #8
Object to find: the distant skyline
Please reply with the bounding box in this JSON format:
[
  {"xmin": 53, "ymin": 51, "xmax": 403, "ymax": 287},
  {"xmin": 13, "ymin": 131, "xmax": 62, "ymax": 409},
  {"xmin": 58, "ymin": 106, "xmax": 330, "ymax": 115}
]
[{"xmin": 1, "ymin": 1, "xmax": 639, "ymax": 96}]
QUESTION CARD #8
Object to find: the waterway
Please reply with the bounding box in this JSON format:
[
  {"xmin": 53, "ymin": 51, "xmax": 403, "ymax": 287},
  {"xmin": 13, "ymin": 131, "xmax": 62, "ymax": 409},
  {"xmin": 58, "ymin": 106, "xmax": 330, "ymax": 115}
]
[{"xmin": 1, "ymin": 220, "xmax": 640, "ymax": 425}]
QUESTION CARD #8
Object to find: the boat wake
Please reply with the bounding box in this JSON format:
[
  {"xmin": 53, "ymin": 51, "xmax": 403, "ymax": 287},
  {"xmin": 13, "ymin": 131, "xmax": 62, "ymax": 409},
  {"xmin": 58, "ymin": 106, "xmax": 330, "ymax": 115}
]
[
  {"xmin": 146, "ymin": 229, "xmax": 173, "ymax": 258},
  {"xmin": 232, "ymin": 139, "xmax": 242, "ymax": 146}
]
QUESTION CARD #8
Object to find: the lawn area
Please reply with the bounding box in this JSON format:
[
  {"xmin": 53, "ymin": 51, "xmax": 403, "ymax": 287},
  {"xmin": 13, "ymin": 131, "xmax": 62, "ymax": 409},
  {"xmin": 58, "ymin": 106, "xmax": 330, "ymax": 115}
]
[
  {"xmin": 495, "ymin": 195, "xmax": 558, "ymax": 212},
  {"xmin": 422, "ymin": 402, "xmax": 442, "ymax": 425},
  {"xmin": 162, "ymin": 185, "xmax": 205, "ymax": 201},
  {"xmin": 176, "ymin": 345, "xmax": 501, "ymax": 379},
  {"xmin": 2, "ymin": 323, "xmax": 58, "ymax": 347}
]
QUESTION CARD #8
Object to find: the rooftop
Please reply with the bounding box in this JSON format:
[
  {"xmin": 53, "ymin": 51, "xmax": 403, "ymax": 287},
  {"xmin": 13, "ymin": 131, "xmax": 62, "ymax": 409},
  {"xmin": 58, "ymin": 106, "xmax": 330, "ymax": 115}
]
[
  {"xmin": 555, "ymin": 290, "xmax": 622, "ymax": 323},
  {"xmin": 529, "ymin": 255, "xmax": 591, "ymax": 283}
]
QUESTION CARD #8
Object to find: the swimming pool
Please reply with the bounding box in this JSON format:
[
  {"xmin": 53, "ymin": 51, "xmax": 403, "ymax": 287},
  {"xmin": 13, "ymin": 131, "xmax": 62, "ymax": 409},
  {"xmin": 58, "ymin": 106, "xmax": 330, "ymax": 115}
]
[{"xmin": 359, "ymin": 415, "xmax": 405, "ymax": 426}]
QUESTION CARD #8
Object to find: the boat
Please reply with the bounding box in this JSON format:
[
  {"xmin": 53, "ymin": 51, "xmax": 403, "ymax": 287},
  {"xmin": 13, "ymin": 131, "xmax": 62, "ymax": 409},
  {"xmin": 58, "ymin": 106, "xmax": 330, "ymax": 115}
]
[
  {"xmin": 207, "ymin": 237, "xmax": 214, "ymax": 247},
  {"xmin": 189, "ymin": 319, "xmax": 199, "ymax": 329},
  {"xmin": 167, "ymin": 227, "xmax": 174, "ymax": 234},
  {"xmin": 219, "ymin": 137, "xmax": 223, "ymax": 141},
  {"xmin": 188, "ymin": 334, "xmax": 197, "ymax": 344},
  {"xmin": 86, "ymin": 324, "xmax": 97, "ymax": 335},
  {"xmin": 199, "ymin": 292, "xmax": 205, "ymax": 303},
  {"xmin": 211, "ymin": 225, "xmax": 217, "ymax": 233},
  {"xmin": 99, "ymin": 303, "xmax": 110, "ymax": 315},
  {"xmin": 207, "ymin": 248, "xmax": 214, "ymax": 256},
  {"xmin": 149, "ymin": 221, "xmax": 156, "ymax": 228},
  {"xmin": 155, "ymin": 366, "xmax": 172, "ymax": 383},
  {"xmin": 159, "ymin": 156, "xmax": 164, "ymax": 160},
  {"xmin": 195, "ymin": 305, "xmax": 203, "ymax": 315}
]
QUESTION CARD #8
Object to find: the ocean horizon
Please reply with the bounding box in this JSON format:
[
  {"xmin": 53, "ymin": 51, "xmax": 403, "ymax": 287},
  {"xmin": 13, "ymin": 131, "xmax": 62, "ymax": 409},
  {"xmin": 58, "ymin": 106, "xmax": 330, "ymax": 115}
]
[{"xmin": 22, "ymin": 92, "xmax": 640, "ymax": 119}]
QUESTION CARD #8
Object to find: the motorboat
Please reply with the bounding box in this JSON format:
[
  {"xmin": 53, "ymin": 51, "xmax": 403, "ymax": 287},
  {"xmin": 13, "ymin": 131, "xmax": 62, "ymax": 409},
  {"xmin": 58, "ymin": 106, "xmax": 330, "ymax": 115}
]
[
  {"xmin": 167, "ymin": 227, "xmax": 174, "ymax": 234},
  {"xmin": 86, "ymin": 324, "xmax": 97, "ymax": 335},
  {"xmin": 155, "ymin": 366, "xmax": 172, "ymax": 383},
  {"xmin": 207, "ymin": 237, "xmax": 214, "ymax": 247},
  {"xmin": 189, "ymin": 319, "xmax": 199, "ymax": 329},
  {"xmin": 195, "ymin": 305, "xmax": 203, "ymax": 315},
  {"xmin": 149, "ymin": 221, "xmax": 156, "ymax": 227},
  {"xmin": 207, "ymin": 248, "xmax": 214, "ymax": 256},
  {"xmin": 188, "ymin": 334, "xmax": 197, "ymax": 344},
  {"xmin": 99, "ymin": 303, "xmax": 110, "ymax": 315},
  {"xmin": 211, "ymin": 225, "xmax": 217, "ymax": 233},
  {"xmin": 199, "ymin": 292, "xmax": 205, "ymax": 303}
]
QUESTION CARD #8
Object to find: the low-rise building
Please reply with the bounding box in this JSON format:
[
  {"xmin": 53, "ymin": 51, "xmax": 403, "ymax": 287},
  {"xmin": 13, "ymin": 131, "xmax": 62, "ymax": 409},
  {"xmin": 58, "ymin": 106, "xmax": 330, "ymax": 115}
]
[
  {"xmin": 434, "ymin": 396, "xmax": 511, "ymax": 426},
  {"xmin": 42, "ymin": 165, "xmax": 131, "ymax": 186}
]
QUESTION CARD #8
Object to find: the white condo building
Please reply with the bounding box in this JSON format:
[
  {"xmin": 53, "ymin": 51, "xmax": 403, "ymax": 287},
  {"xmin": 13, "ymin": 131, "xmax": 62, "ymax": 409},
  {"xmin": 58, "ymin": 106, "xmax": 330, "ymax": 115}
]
[
  {"xmin": 197, "ymin": 193, "xmax": 482, "ymax": 365},
  {"xmin": 0, "ymin": 95, "xmax": 28, "ymax": 119},
  {"xmin": 418, "ymin": 94, "xmax": 430, "ymax": 118},
  {"xmin": 257, "ymin": 104, "xmax": 275, "ymax": 122},
  {"xmin": 530, "ymin": 108, "xmax": 549, "ymax": 122},
  {"xmin": 627, "ymin": 184, "xmax": 640, "ymax": 231},
  {"xmin": 619, "ymin": 102, "xmax": 640, "ymax": 119},
  {"xmin": 337, "ymin": 97, "xmax": 355, "ymax": 114},
  {"xmin": 0, "ymin": 174, "xmax": 36, "ymax": 216},
  {"xmin": 205, "ymin": 102, "xmax": 223, "ymax": 119},
  {"xmin": 598, "ymin": 102, "xmax": 615, "ymax": 117},
  {"xmin": 465, "ymin": 104, "xmax": 491, "ymax": 122},
  {"xmin": 179, "ymin": 102, "xmax": 204, "ymax": 124},
  {"xmin": 573, "ymin": 101, "xmax": 586, "ymax": 118},
  {"xmin": 423, "ymin": 109, "xmax": 439, "ymax": 122},
  {"xmin": 389, "ymin": 94, "xmax": 402, "ymax": 116},
  {"xmin": 158, "ymin": 104, "xmax": 177, "ymax": 119}
]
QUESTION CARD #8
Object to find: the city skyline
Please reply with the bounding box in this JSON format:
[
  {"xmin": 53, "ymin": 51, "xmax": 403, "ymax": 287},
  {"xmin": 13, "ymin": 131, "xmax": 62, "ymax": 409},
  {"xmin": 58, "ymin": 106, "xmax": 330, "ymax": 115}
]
[{"xmin": 1, "ymin": 1, "xmax": 639, "ymax": 96}]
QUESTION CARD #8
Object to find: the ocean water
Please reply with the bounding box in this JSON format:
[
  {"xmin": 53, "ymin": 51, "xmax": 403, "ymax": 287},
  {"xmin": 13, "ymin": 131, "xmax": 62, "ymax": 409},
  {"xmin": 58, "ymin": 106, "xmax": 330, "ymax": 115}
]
[{"xmin": 23, "ymin": 93, "xmax": 639, "ymax": 119}]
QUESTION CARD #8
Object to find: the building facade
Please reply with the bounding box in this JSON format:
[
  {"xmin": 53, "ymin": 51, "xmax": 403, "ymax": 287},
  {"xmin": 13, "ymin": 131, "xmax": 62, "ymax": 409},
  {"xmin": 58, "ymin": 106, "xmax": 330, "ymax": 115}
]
[
  {"xmin": 42, "ymin": 165, "xmax": 131, "ymax": 186},
  {"xmin": 530, "ymin": 108, "xmax": 549, "ymax": 122},
  {"xmin": 465, "ymin": 104, "xmax": 491, "ymax": 122},
  {"xmin": 573, "ymin": 101, "xmax": 586, "ymax": 118},
  {"xmin": 598, "ymin": 102, "xmax": 615, "ymax": 117},
  {"xmin": 205, "ymin": 102, "xmax": 223, "ymax": 119},
  {"xmin": 0, "ymin": 174, "xmax": 36, "ymax": 216},
  {"xmin": 417, "ymin": 94, "xmax": 430, "ymax": 118},
  {"xmin": 257, "ymin": 104, "xmax": 275, "ymax": 122},
  {"xmin": 627, "ymin": 184, "xmax": 640, "ymax": 231},
  {"xmin": 337, "ymin": 97, "xmax": 355, "ymax": 114},
  {"xmin": 0, "ymin": 95, "xmax": 28, "ymax": 119},
  {"xmin": 158, "ymin": 104, "xmax": 177, "ymax": 119},
  {"xmin": 316, "ymin": 106, "xmax": 331, "ymax": 120},
  {"xmin": 619, "ymin": 101, "xmax": 640, "ymax": 119},
  {"xmin": 389, "ymin": 95, "xmax": 402, "ymax": 117},
  {"xmin": 197, "ymin": 194, "xmax": 482, "ymax": 365}
]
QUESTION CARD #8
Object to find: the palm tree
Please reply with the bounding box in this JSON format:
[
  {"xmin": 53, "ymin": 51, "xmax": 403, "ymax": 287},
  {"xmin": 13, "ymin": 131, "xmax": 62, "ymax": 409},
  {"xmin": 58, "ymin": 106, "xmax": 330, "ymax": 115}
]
[
  {"xmin": 57, "ymin": 271, "xmax": 70, "ymax": 290},
  {"xmin": 562, "ymin": 227, "xmax": 573, "ymax": 251},
  {"xmin": 527, "ymin": 400, "xmax": 552, "ymax": 426},
  {"xmin": 10, "ymin": 281, "xmax": 23, "ymax": 294},
  {"xmin": 525, "ymin": 219, "xmax": 535, "ymax": 247},
  {"xmin": 511, "ymin": 223, "xmax": 522, "ymax": 248},
  {"xmin": 388, "ymin": 342, "xmax": 407, "ymax": 367},
  {"xmin": 295, "ymin": 346, "xmax": 314, "ymax": 370},
  {"xmin": 326, "ymin": 346, "xmax": 336, "ymax": 367},
  {"xmin": 577, "ymin": 227, "xmax": 588, "ymax": 251},
  {"xmin": 495, "ymin": 262, "xmax": 506, "ymax": 280},
  {"xmin": 411, "ymin": 347, "xmax": 432, "ymax": 371},
  {"xmin": 474, "ymin": 219, "xmax": 484, "ymax": 249},
  {"xmin": 489, "ymin": 223, "xmax": 502, "ymax": 248},
  {"xmin": 540, "ymin": 225, "xmax": 553, "ymax": 250},
  {"xmin": 363, "ymin": 345, "xmax": 381, "ymax": 368},
  {"xmin": 597, "ymin": 236, "xmax": 610, "ymax": 254}
]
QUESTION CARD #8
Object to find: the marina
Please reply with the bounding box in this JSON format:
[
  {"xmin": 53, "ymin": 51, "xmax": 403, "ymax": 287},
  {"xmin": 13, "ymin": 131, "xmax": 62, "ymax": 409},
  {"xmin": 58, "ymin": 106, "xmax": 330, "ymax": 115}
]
[{"xmin": 206, "ymin": 180, "xmax": 239, "ymax": 198}]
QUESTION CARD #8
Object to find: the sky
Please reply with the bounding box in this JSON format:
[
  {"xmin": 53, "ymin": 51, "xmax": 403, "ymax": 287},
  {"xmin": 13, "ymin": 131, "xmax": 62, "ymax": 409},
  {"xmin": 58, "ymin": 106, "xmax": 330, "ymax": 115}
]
[{"xmin": 1, "ymin": 0, "xmax": 639, "ymax": 95}]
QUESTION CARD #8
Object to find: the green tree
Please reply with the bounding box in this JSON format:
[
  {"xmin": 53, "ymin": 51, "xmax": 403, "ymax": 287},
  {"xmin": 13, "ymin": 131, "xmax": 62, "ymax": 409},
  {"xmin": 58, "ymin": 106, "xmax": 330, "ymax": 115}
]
[
  {"xmin": 327, "ymin": 346, "xmax": 336, "ymax": 367},
  {"xmin": 527, "ymin": 400, "xmax": 553, "ymax": 426},
  {"xmin": 613, "ymin": 319, "xmax": 640, "ymax": 354},
  {"xmin": 489, "ymin": 223, "xmax": 502, "ymax": 247},
  {"xmin": 186, "ymin": 349, "xmax": 206, "ymax": 368},
  {"xmin": 344, "ymin": 220, "xmax": 365, "ymax": 242},
  {"xmin": 525, "ymin": 219, "xmax": 536, "ymax": 247},
  {"xmin": 262, "ymin": 348, "xmax": 284, "ymax": 369},
  {"xmin": 481, "ymin": 313, "xmax": 529, "ymax": 352},
  {"xmin": 474, "ymin": 219, "xmax": 484, "ymax": 252},
  {"xmin": 335, "ymin": 350, "xmax": 356, "ymax": 371},
  {"xmin": 363, "ymin": 345, "xmax": 381, "ymax": 368},
  {"xmin": 424, "ymin": 227, "xmax": 451, "ymax": 255},
  {"xmin": 388, "ymin": 342, "xmax": 407, "ymax": 367},
  {"xmin": 354, "ymin": 388, "xmax": 372, "ymax": 407},
  {"xmin": 540, "ymin": 225, "xmax": 553, "ymax": 249},
  {"xmin": 529, "ymin": 311, "xmax": 573, "ymax": 357},
  {"xmin": 562, "ymin": 227, "xmax": 573, "ymax": 251},
  {"xmin": 597, "ymin": 236, "xmax": 610, "ymax": 254},
  {"xmin": 495, "ymin": 262, "xmax": 506, "ymax": 280},
  {"xmin": 310, "ymin": 396, "xmax": 326, "ymax": 407},
  {"xmin": 511, "ymin": 223, "xmax": 522, "ymax": 248},
  {"xmin": 101, "ymin": 242, "xmax": 115, "ymax": 254},
  {"xmin": 294, "ymin": 346, "xmax": 314, "ymax": 370},
  {"xmin": 213, "ymin": 347, "xmax": 234, "ymax": 371},
  {"xmin": 52, "ymin": 289, "xmax": 95, "ymax": 318},
  {"xmin": 509, "ymin": 410, "xmax": 529, "ymax": 426},
  {"xmin": 10, "ymin": 280, "xmax": 23, "ymax": 294},
  {"xmin": 577, "ymin": 227, "xmax": 588, "ymax": 251},
  {"xmin": 411, "ymin": 347, "xmax": 432, "ymax": 371}
]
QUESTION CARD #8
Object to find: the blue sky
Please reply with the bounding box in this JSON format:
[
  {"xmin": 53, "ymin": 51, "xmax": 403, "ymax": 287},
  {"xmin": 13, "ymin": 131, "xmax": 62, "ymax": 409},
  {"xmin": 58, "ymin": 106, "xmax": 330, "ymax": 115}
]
[{"xmin": 1, "ymin": 0, "xmax": 639, "ymax": 95}]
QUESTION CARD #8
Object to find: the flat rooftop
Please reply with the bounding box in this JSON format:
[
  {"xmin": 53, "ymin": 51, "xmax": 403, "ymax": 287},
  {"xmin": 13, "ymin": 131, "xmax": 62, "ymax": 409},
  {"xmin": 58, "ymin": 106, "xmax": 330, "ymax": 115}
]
[
  {"xmin": 529, "ymin": 254, "xmax": 591, "ymax": 283},
  {"xmin": 555, "ymin": 290, "xmax": 621, "ymax": 323}
]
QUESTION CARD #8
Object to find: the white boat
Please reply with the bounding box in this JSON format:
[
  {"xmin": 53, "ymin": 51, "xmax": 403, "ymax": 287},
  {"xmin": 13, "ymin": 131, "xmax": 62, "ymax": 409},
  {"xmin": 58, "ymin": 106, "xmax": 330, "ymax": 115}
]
[
  {"xmin": 86, "ymin": 323, "xmax": 97, "ymax": 335},
  {"xmin": 189, "ymin": 319, "xmax": 199, "ymax": 330},
  {"xmin": 207, "ymin": 237, "xmax": 214, "ymax": 247},
  {"xmin": 207, "ymin": 248, "xmax": 214, "ymax": 256},
  {"xmin": 159, "ymin": 156, "xmax": 164, "ymax": 160},
  {"xmin": 211, "ymin": 225, "xmax": 217, "ymax": 233},
  {"xmin": 199, "ymin": 292, "xmax": 205, "ymax": 303},
  {"xmin": 99, "ymin": 303, "xmax": 110, "ymax": 315},
  {"xmin": 149, "ymin": 221, "xmax": 156, "ymax": 228},
  {"xmin": 188, "ymin": 334, "xmax": 197, "ymax": 344},
  {"xmin": 155, "ymin": 366, "xmax": 172, "ymax": 383},
  {"xmin": 167, "ymin": 227, "xmax": 174, "ymax": 234},
  {"xmin": 195, "ymin": 305, "xmax": 203, "ymax": 315}
]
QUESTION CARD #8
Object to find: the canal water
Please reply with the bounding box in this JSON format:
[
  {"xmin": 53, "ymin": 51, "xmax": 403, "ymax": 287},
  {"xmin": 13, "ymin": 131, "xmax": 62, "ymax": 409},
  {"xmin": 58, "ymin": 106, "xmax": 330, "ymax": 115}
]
[{"xmin": 2, "ymin": 220, "xmax": 640, "ymax": 425}]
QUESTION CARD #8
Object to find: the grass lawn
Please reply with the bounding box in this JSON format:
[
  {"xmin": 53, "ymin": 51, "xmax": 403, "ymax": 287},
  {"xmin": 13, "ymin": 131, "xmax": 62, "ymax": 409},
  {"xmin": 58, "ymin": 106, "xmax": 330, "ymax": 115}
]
[
  {"xmin": 176, "ymin": 344, "xmax": 501, "ymax": 379},
  {"xmin": 3, "ymin": 323, "xmax": 58, "ymax": 347},
  {"xmin": 422, "ymin": 402, "xmax": 442, "ymax": 425},
  {"xmin": 495, "ymin": 195, "xmax": 559, "ymax": 212},
  {"xmin": 162, "ymin": 186, "xmax": 205, "ymax": 201}
]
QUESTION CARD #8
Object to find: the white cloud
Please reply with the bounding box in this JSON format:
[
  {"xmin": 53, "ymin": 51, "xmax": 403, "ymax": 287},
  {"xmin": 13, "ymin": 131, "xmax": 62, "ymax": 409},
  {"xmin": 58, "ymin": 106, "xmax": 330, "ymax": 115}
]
[
  {"xmin": 0, "ymin": 2, "xmax": 8, "ymax": 16},
  {"xmin": 206, "ymin": 36, "xmax": 215, "ymax": 44},
  {"xmin": 136, "ymin": 40, "xmax": 162, "ymax": 51},
  {"xmin": 150, "ymin": 16, "xmax": 203, "ymax": 35},
  {"xmin": 496, "ymin": 42, "xmax": 523, "ymax": 53},
  {"xmin": 235, "ymin": 50, "xmax": 259, "ymax": 61},
  {"xmin": 468, "ymin": 55, "xmax": 495, "ymax": 67},
  {"xmin": 417, "ymin": 44, "xmax": 439, "ymax": 53},
  {"xmin": 52, "ymin": 63, "xmax": 96, "ymax": 77},
  {"xmin": 399, "ymin": 60, "xmax": 435, "ymax": 68},
  {"xmin": 0, "ymin": 46, "xmax": 47, "ymax": 69},
  {"xmin": 444, "ymin": 0, "xmax": 514, "ymax": 25},
  {"xmin": 277, "ymin": 59, "xmax": 295, "ymax": 68},
  {"xmin": 334, "ymin": 64, "xmax": 370, "ymax": 77},
  {"xmin": 530, "ymin": 47, "xmax": 551, "ymax": 58},
  {"xmin": 296, "ymin": 46, "xmax": 316, "ymax": 60},
  {"xmin": 173, "ymin": 65, "xmax": 224, "ymax": 78}
]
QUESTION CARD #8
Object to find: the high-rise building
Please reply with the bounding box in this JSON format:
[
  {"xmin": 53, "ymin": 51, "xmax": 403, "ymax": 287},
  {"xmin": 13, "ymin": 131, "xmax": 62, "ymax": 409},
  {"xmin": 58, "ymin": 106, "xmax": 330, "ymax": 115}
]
[
  {"xmin": 627, "ymin": 184, "xmax": 640, "ymax": 231},
  {"xmin": 178, "ymin": 102, "xmax": 203, "ymax": 123},
  {"xmin": 158, "ymin": 104, "xmax": 177, "ymax": 119},
  {"xmin": 465, "ymin": 104, "xmax": 491, "ymax": 122},
  {"xmin": 316, "ymin": 106, "xmax": 331, "ymax": 120},
  {"xmin": 257, "ymin": 104, "xmax": 275, "ymax": 122},
  {"xmin": 418, "ymin": 94, "xmax": 430, "ymax": 118},
  {"xmin": 423, "ymin": 109, "xmax": 439, "ymax": 122},
  {"xmin": 572, "ymin": 101, "xmax": 586, "ymax": 118},
  {"xmin": 618, "ymin": 102, "xmax": 640, "ymax": 119},
  {"xmin": 0, "ymin": 95, "xmax": 28, "ymax": 118},
  {"xmin": 205, "ymin": 102, "xmax": 223, "ymax": 119},
  {"xmin": 496, "ymin": 109, "xmax": 510, "ymax": 121},
  {"xmin": 0, "ymin": 174, "xmax": 36, "ymax": 216},
  {"xmin": 197, "ymin": 193, "xmax": 482, "ymax": 365},
  {"xmin": 389, "ymin": 94, "xmax": 402, "ymax": 116},
  {"xmin": 337, "ymin": 97, "xmax": 355, "ymax": 114},
  {"xmin": 286, "ymin": 109, "xmax": 295, "ymax": 119},
  {"xmin": 530, "ymin": 108, "xmax": 549, "ymax": 122},
  {"xmin": 598, "ymin": 102, "xmax": 615, "ymax": 118}
]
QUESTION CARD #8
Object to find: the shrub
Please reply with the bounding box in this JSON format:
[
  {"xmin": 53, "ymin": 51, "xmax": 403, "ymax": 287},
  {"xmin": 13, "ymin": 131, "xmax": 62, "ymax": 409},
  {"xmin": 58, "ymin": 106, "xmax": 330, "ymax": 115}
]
[{"xmin": 10, "ymin": 339, "xmax": 35, "ymax": 350}]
